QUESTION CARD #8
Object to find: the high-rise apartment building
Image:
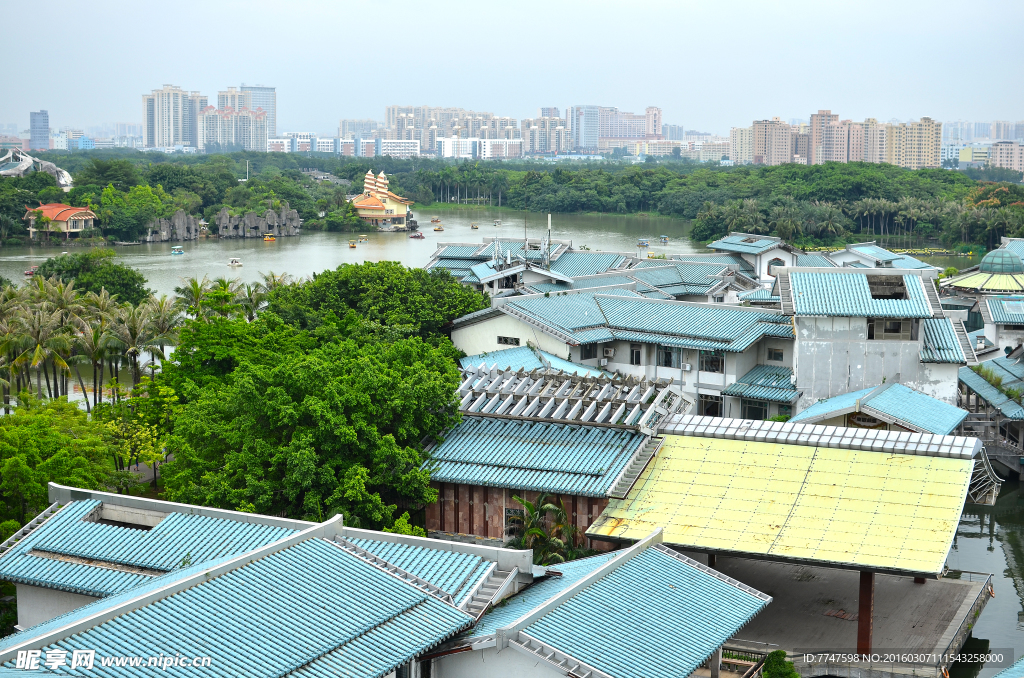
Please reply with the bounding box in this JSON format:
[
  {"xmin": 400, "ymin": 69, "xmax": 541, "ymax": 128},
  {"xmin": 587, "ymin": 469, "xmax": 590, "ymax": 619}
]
[
  {"xmin": 752, "ymin": 118, "xmax": 792, "ymax": 165},
  {"xmin": 991, "ymin": 121, "xmax": 1015, "ymax": 141},
  {"xmin": 521, "ymin": 117, "xmax": 569, "ymax": 154},
  {"xmin": 729, "ymin": 127, "xmax": 753, "ymax": 164},
  {"xmin": 241, "ymin": 85, "xmax": 277, "ymax": 138},
  {"xmin": 884, "ymin": 117, "xmax": 942, "ymax": 169},
  {"xmin": 339, "ymin": 119, "xmax": 381, "ymax": 139},
  {"xmin": 384, "ymin": 106, "xmax": 507, "ymax": 152},
  {"xmin": 989, "ymin": 141, "xmax": 1024, "ymax": 172},
  {"xmin": 662, "ymin": 124, "xmax": 686, "ymax": 141},
  {"xmin": 197, "ymin": 106, "xmax": 268, "ymax": 152},
  {"xmin": 142, "ymin": 85, "xmax": 207, "ymax": 148},
  {"xmin": 809, "ymin": 109, "xmax": 838, "ymax": 164},
  {"xmin": 29, "ymin": 110, "xmax": 49, "ymax": 150},
  {"xmin": 218, "ymin": 87, "xmax": 252, "ymax": 112},
  {"xmin": 569, "ymin": 106, "xmax": 601, "ymax": 151},
  {"xmin": 790, "ymin": 132, "xmax": 810, "ymax": 164},
  {"xmin": 538, "ymin": 107, "xmax": 560, "ymax": 118},
  {"xmin": 568, "ymin": 105, "xmax": 662, "ymax": 151},
  {"xmin": 820, "ymin": 121, "xmax": 852, "ymax": 164}
]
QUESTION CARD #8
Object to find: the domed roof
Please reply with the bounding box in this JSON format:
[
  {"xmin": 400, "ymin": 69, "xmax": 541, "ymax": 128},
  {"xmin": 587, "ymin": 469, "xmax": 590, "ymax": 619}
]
[{"xmin": 979, "ymin": 249, "xmax": 1024, "ymax": 274}]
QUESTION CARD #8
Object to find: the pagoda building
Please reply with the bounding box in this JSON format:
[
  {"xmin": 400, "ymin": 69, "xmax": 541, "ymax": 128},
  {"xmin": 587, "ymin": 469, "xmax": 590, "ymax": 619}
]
[{"xmin": 350, "ymin": 170, "xmax": 413, "ymax": 227}]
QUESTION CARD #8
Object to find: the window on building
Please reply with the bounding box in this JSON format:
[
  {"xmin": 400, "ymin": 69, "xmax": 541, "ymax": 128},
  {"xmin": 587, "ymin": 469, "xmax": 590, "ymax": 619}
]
[
  {"xmin": 867, "ymin": 318, "xmax": 913, "ymax": 341},
  {"xmin": 630, "ymin": 344, "xmax": 642, "ymax": 366},
  {"xmin": 504, "ymin": 508, "xmax": 524, "ymax": 538},
  {"xmin": 581, "ymin": 344, "xmax": 598, "ymax": 360},
  {"xmin": 741, "ymin": 399, "xmax": 769, "ymax": 420},
  {"xmin": 699, "ymin": 350, "xmax": 724, "ymax": 373},
  {"xmin": 700, "ymin": 394, "xmax": 723, "ymax": 417},
  {"xmin": 497, "ymin": 336, "xmax": 520, "ymax": 346},
  {"xmin": 768, "ymin": 348, "xmax": 784, "ymax": 362},
  {"xmin": 767, "ymin": 258, "xmax": 785, "ymax": 276},
  {"xmin": 778, "ymin": 404, "xmax": 792, "ymax": 419},
  {"xmin": 659, "ymin": 346, "xmax": 680, "ymax": 368}
]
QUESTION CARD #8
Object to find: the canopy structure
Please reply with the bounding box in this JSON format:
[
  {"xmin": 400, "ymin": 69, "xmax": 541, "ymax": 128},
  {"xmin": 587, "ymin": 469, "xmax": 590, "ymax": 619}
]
[{"xmin": 587, "ymin": 416, "xmax": 977, "ymax": 579}]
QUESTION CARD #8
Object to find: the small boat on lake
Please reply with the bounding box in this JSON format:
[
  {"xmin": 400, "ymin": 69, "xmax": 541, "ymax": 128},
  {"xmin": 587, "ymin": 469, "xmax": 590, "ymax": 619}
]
[
  {"xmin": 409, "ymin": 231, "xmax": 425, "ymax": 239},
  {"xmin": 493, "ymin": 220, "xmax": 502, "ymax": 228},
  {"xmin": 659, "ymin": 235, "xmax": 669, "ymax": 244},
  {"xmin": 24, "ymin": 265, "xmax": 38, "ymax": 277},
  {"xmin": 228, "ymin": 258, "xmax": 242, "ymax": 267},
  {"xmin": 433, "ymin": 225, "xmax": 444, "ymax": 232},
  {"xmin": 470, "ymin": 222, "xmax": 479, "ymax": 230},
  {"xmin": 430, "ymin": 217, "xmax": 441, "ymax": 223},
  {"xmin": 263, "ymin": 234, "xmax": 276, "ymax": 242},
  {"xmin": 638, "ymin": 238, "xmax": 650, "ymax": 247},
  {"xmin": 349, "ymin": 240, "xmax": 357, "ymax": 248},
  {"xmin": 358, "ymin": 235, "xmax": 368, "ymax": 242},
  {"xmin": 171, "ymin": 246, "xmax": 184, "ymax": 255}
]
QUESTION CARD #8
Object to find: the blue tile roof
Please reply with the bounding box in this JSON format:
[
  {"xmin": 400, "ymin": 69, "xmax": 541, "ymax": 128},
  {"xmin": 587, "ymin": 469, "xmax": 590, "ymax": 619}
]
[
  {"xmin": 738, "ymin": 288, "xmax": 780, "ymax": 302},
  {"xmin": 722, "ymin": 364, "xmax": 798, "ymax": 403},
  {"xmin": 527, "ymin": 275, "xmax": 636, "ymax": 294},
  {"xmin": 345, "ymin": 537, "xmax": 491, "ymax": 605},
  {"xmin": 708, "ymin": 234, "xmax": 782, "ymax": 255},
  {"xmin": 539, "ymin": 350, "xmax": 613, "ymax": 378},
  {"xmin": 669, "ymin": 252, "xmax": 754, "ymax": 273},
  {"xmin": 468, "ymin": 553, "xmax": 618, "ymax": 638},
  {"xmin": 851, "ymin": 244, "xmax": 901, "ymax": 263},
  {"xmin": 460, "ymin": 346, "xmax": 544, "ymax": 371},
  {"xmin": 920, "ymin": 318, "xmax": 967, "ymax": 363},
  {"xmin": 425, "ymin": 417, "xmax": 646, "ymax": 497},
  {"xmin": 959, "ymin": 366, "xmax": 1024, "ymax": 420},
  {"xmin": 0, "ymin": 500, "xmax": 298, "ymax": 597},
  {"xmin": 986, "ymin": 296, "xmax": 1024, "ymax": 324},
  {"xmin": 796, "ymin": 254, "xmax": 836, "ymax": 267},
  {"xmin": 890, "ymin": 254, "xmax": 934, "ymax": 270},
  {"xmin": 1002, "ymin": 241, "xmax": 1024, "ymax": 263},
  {"xmin": 3, "ymin": 537, "xmax": 473, "ymax": 677},
  {"xmin": 548, "ymin": 252, "xmax": 627, "ymax": 277},
  {"xmin": 865, "ymin": 384, "xmax": 967, "ymax": 435},
  {"xmin": 788, "ymin": 271, "xmax": 934, "ymax": 317},
  {"xmin": 524, "ymin": 546, "xmax": 770, "ymax": 678},
  {"xmin": 791, "ymin": 384, "xmax": 967, "ymax": 435},
  {"xmin": 992, "ymin": 656, "xmax": 1024, "ymax": 678}
]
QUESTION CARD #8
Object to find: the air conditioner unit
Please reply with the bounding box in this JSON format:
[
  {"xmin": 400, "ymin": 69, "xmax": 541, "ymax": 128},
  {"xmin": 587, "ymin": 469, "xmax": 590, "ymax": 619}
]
[
  {"xmin": 599, "ymin": 358, "xmax": 608, "ymax": 367},
  {"xmin": 681, "ymin": 363, "xmax": 692, "ymax": 372},
  {"xmin": 603, "ymin": 348, "xmax": 615, "ymax": 358}
]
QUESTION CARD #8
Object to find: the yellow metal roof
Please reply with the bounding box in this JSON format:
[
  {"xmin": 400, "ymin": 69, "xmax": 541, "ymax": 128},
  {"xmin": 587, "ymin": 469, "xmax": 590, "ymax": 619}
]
[{"xmin": 587, "ymin": 434, "xmax": 973, "ymax": 576}]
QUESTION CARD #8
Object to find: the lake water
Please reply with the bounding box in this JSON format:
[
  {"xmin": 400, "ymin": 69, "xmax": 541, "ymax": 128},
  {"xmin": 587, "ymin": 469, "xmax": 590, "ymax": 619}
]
[
  {"xmin": 0, "ymin": 209, "xmax": 700, "ymax": 296},
  {"xmin": 1, "ymin": 210, "xmax": 1017, "ymax": 673}
]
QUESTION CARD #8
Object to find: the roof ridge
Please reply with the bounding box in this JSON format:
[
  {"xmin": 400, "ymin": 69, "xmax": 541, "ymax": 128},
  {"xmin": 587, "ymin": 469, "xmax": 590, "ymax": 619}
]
[
  {"xmin": 650, "ymin": 544, "xmax": 772, "ymax": 602},
  {"xmin": 328, "ymin": 536, "xmax": 458, "ymax": 607}
]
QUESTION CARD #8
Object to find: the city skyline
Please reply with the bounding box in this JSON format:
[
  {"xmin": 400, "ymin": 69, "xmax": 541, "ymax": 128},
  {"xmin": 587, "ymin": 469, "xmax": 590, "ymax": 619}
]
[{"xmin": 3, "ymin": 0, "xmax": 1023, "ymax": 134}]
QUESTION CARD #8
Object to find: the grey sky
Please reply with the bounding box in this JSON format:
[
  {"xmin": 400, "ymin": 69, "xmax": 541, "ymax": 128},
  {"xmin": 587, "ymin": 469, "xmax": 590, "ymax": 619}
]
[{"xmin": 4, "ymin": 0, "xmax": 1022, "ymax": 135}]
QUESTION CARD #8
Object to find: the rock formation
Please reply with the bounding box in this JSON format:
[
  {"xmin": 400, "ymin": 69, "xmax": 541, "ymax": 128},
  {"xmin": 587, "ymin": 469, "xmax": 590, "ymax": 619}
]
[
  {"xmin": 143, "ymin": 210, "xmax": 201, "ymax": 242},
  {"xmin": 215, "ymin": 201, "xmax": 302, "ymax": 239}
]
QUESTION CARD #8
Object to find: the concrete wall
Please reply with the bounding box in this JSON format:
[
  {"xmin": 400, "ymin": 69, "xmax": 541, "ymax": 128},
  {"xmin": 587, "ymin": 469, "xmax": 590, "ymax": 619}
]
[
  {"xmin": 434, "ymin": 644, "xmax": 565, "ymax": 678},
  {"xmin": 16, "ymin": 584, "xmax": 99, "ymax": 630},
  {"xmin": 985, "ymin": 322, "xmax": 1024, "ymax": 355},
  {"xmin": 451, "ymin": 314, "xmax": 569, "ymax": 358},
  {"xmin": 793, "ymin": 317, "xmax": 958, "ymax": 410}
]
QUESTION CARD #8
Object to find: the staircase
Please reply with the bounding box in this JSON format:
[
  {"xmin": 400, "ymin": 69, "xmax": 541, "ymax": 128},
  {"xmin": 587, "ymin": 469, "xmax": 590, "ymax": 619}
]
[
  {"xmin": 608, "ymin": 437, "xmax": 664, "ymax": 500},
  {"xmin": 777, "ymin": 272, "xmax": 793, "ymax": 315},
  {"xmin": 0, "ymin": 502, "xmax": 60, "ymax": 558},
  {"xmin": 923, "ymin": 278, "xmax": 944, "ymax": 318},
  {"xmin": 465, "ymin": 569, "xmax": 513, "ymax": 620},
  {"xmin": 951, "ymin": 319, "xmax": 978, "ymax": 365}
]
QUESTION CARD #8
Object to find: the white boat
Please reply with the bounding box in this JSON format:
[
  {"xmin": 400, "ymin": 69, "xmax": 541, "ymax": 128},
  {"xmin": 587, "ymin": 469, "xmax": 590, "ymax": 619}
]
[{"xmin": 228, "ymin": 258, "xmax": 243, "ymax": 267}]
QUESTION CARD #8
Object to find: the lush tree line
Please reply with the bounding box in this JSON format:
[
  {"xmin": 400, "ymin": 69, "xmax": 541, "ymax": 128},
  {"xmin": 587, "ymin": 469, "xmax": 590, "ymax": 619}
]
[
  {"xmin": 0, "ymin": 255, "xmax": 488, "ymax": 553},
  {"xmin": 7, "ymin": 148, "xmax": 1021, "ymax": 247}
]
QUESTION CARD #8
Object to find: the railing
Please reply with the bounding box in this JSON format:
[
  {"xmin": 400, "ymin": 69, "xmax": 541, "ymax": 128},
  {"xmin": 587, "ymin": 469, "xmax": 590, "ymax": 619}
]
[{"xmin": 937, "ymin": 571, "xmax": 994, "ymax": 673}]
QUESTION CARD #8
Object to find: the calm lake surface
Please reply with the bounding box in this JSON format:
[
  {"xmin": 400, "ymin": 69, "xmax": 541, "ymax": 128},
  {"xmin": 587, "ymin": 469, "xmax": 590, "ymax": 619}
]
[{"xmin": 1, "ymin": 209, "xmax": 1015, "ymax": 671}]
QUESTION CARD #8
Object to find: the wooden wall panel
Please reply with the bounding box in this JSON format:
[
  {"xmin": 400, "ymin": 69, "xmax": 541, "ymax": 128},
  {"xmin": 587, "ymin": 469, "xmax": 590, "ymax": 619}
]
[
  {"xmin": 471, "ymin": 486, "xmax": 486, "ymax": 538},
  {"xmin": 487, "ymin": 487, "xmax": 504, "ymax": 539},
  {"xmin": 457, "ymin": 485, "xmax": 471, "ymax": 534},
  {"xmin": 442, "ymin": 483, "xmax": 456, "ymax": 533},
  {"xmin": 425, "ymin": 482, "xmax": 441, "ymax": 532}
]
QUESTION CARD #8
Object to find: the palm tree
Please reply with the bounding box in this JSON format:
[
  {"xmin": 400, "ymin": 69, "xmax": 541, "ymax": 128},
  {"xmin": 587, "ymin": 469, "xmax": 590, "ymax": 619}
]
[
  {"xmin": 491, "ymin": 173, "xmax": 509, "ymax": 208},
  {"xmin": 174, "ymin": 276, "xmax": 210, "ymax": 319},
  {"xmin": 74, "ymin": 321, "xmax": 111, "ymax": 408},
  {"xmin": 260, "ymin": 271, "xmax": 293, "ymax": 292},
  {"xmin": 15, "ymin": 308, "xmax": 70, "ymax": 398},
  {"xmin": 145, "ymin": 295, "xmax": 182, "ymax": 363},
  {"xmin": 207, "ymin": 277, "xmax": 240, "ymax": 317},
  {"xmin": 110, "ymin": 305, "xmax": 162, "ymax": 386},
  {"xmin": 238, "ymin": 283, "xmax": 267, "ymax": 322},
  {"xmin": 816, "ymin": 203, "xmax": 844, "ymax": 238}
]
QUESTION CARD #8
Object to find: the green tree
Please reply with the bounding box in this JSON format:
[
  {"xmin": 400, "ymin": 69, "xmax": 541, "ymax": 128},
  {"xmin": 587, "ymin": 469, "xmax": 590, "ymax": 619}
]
[{"xmin": 34, "ymin": 250, "xmax": 151, "ymax": 306}]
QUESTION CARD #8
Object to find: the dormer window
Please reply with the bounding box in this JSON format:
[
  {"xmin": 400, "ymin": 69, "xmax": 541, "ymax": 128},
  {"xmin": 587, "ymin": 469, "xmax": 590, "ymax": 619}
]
[{"xmin": 868, "ymin": 275, "xmax": 907, "ymax": 300}]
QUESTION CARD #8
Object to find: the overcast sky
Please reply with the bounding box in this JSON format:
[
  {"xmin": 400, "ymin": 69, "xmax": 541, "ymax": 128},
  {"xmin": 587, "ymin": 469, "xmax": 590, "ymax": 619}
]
[{"xmin": 4, "ymin": 0, "xmax": 1022, "ymax": 135}]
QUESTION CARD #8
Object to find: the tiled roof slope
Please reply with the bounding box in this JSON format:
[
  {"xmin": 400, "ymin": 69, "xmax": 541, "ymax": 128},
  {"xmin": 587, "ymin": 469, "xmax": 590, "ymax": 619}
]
[
  {"xmin": 425, "ymin": 417, "xmax": 645, "ymax": 497},
  {"xmin": 790, "ymin": 383, "xmax": 968, "ymax": 435},
  {"xmin": 722, "ymin": 364, "xmax": 798, "ymax": 403},
  {"xmin": 788, "ymin": 271, "xmax": 934, "ymax": 317}
]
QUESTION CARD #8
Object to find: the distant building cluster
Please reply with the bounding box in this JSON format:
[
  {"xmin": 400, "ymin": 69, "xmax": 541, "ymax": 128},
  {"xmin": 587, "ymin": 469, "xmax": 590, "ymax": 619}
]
[{"xmin": 140, "ymin": 83, "xmax": 276, "ymax": 152}]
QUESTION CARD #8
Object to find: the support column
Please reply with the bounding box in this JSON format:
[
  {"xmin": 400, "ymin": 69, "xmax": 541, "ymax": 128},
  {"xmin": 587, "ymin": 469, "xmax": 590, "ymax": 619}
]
[
  {"xmin": 708, "ymin": 553, "xmax": 717, "ymax": 569},
  {"xmin": 857, "ymin": 571, "xmax": 874, "ymax": 656},
  {"xmin": 710, "ymin": 646, "xmax": 722, "ymax": 678}
]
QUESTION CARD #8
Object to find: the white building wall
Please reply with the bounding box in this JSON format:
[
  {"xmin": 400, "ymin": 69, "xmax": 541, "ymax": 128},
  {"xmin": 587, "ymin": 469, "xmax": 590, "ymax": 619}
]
[
  {"xmin": 434, "ymin": 644, "xmax": 565, "ymax": 678},
  {"xmin": 792, "ymin": 317, "xmax": 959, "ymax": 409},
  {"xmin": 452, "ymin": 314, "xmax": 570, "ymax": 359},
  {"xmin": 16, "ymin": 583, "xmax": 99, "ymax": 630}
]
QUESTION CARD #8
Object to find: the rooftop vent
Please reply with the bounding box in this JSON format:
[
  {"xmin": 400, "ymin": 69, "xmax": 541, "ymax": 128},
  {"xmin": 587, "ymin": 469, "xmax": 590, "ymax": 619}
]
[
  {"xmin": 741, "ymin": 237, "xmax": 760, "ymax": 243},
  {"xmin": 868, "ymin": 275, "xmax": 907, "ymax": 300}
]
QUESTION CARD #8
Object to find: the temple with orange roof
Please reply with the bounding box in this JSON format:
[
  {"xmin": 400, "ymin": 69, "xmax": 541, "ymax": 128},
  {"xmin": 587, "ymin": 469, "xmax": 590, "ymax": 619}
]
[
  {"xmin": 24, "ymin": 203, "xmax": 97, "ymax": 239},
  {"xmin": 349, "ymin": 170, "xmax": 413, "ymax": 228}
]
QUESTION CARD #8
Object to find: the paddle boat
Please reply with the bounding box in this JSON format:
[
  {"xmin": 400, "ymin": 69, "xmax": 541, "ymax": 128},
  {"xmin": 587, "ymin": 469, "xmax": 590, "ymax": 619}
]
[
  {"xmin": 637, "ymin": 238, "xmax": 650, "ymax": 247},
  {"xmin": 349, "ymin": 240, "xmax": 357, "ymax": 248},
  {"xmin": 494, "ymin": 219, "xmax": 502, "ymax": 228},
  {"xmin": 171, "ymin": 246, "xmax": 184, "ymax": 255},
  {"xmin": 228, "ymin": 258, "xmax": 242, "ymax": 267},
  {"xmin": 409, "ymin": 231, "xmax": 425, "ymax": 239},
  {"xmin": 430, "ymin": 217, "xmax": 441, "ymax": 223},
  {"xmin": 659, "ymin": 235, "xmax": 669, "ymax": 244},
  {"xmin": 23, "ymin": 265, "xmax": 38, "ymax": 277},
  {"xmin": 433, "ymin": 224, "xmax": 444, "ymax": 232},
  {"xmin": 358, "ymin": 235, "xmax": 368, "ymax": 242},
  {"xmin": 470, "ymin": 222, "xmax": 479, "ymax": 230},
  {"xmin": 263, "ymin": 234, "xmax": 276, "ymax": 242}
]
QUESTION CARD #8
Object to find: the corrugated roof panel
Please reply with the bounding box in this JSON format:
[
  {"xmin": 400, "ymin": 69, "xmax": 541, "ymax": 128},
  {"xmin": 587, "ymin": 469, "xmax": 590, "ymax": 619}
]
[
  {"xmin": 852, "ymin": 245, "xmax": 901, "ymax": 262},
  {"xmin": 789, "ymin": 271, "xmax": 933, "ymax": 317},
  {"xmin": 708, "ymin": 235, "xmax": 782, "ymax": 255},
  {"xmin": 738, "ymin": 288, "xmax": 781, "ymax": 301},
  {"xmin": 524, "ymin": 547, "xmax": 769, "ymax": 678},
  {"xmin": 864, "ymin": 385, "xmax": 968, "ymax": 435},
  {"xmin": 437, "ymin": 245, "xmax": 486, "ymax": 259},
  {"xmin": 722, "ymin": 365, "xmax": 798, "ymax": 403},
  {"xmin": 796, "ymin": 254, "xmax": 836, "ymax": 267},
  {"xmin": 468, "ymin": 553, "xmax": 618, "ymax": 638},
  {"xmin": 890, "ymin": 255, "xmax": 934, "ymax": 270},
  {"xmin": 588, "ymin": 434, "xmax": 973, "ymax": 576},
  {"xmin": 986, "ymin": 296, "xmax": 1024, "ymax": 324},
  {"xmin": 920, "ymin": 318, "xmax": 967, "ymax": 363},
  {"xmin": 460, "ymin": 346, "xmax": 545, "ymax": 372},
  {"xmin": 670, "ymin": 252, "xmax": 754, "ymax": 273},
  {"xmin": 790, "ymin": 387, "xmax": 874, "ymax": 423},
  {"xmin": 345, "ymin": 537, "xmax": 489, "ymax": 602},
  {"xmin": 548, "ymin": 252, "xmax": 627, "ymax": 277},
  {"xmin": 958, "ymin": 366, "xmax": 1024, "ymax": 419},
  {"xmin": 596, "ymin": 296, "xmax": 787, "ymax": 341},
  {"xmin": 6, "ymin": 538, "xmax": 473, "ymax": 677},
  {"xmin": 426, "ymin": 418, "xmax": 645, "ymax": 497}
]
